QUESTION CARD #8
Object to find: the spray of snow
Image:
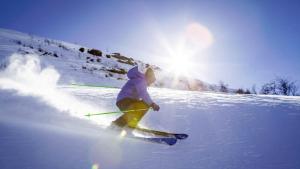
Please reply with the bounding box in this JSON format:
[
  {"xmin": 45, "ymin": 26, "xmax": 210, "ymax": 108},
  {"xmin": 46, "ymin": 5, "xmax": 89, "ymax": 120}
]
[{"xmin": 0, "ymin": 53, "xmax": 106, "ymax": 123}]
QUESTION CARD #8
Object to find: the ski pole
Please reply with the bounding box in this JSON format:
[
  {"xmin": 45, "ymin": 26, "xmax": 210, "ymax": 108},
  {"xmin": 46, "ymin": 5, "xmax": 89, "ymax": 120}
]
[
  {"xmin": 85, "ymin": 108, "xmax": 150, "ymax": 117},
  {"xmin": 70, "ymin": 83, "xmax": 119, "ymax": 89}
]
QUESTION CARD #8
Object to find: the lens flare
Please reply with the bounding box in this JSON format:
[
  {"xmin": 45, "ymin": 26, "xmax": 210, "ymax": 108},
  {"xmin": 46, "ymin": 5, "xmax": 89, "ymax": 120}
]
[
  {"xmin": 119, "ymin": 130, "xmax": 127, "ymax": 137},
  {"xmin": 185, "ymin": 22, "xmax": 214, "ymax": 49},
  {"xmin": 161, "ymin": 22, "xmax": 214, "ymax": 77},
  {"xmin": 91, "ymin": 164, "xmax": 99, "ymax": 169}
]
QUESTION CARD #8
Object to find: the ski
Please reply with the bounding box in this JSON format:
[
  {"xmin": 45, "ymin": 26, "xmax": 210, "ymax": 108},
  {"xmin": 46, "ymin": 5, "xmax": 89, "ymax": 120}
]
[
  {"xmin": 108, "ymin": 125, "xmax": 178, "ymax": 145},
  {"xmin": 108, "ymin": 123, "xmax": 187, "ymax": 145},
  {"xmin": 129, "ymin": 126, "xmax": 189, "ymax": 140},
  {"xmin": 126, "ymin": 135, "xmax": 177, "ymax": 146}
]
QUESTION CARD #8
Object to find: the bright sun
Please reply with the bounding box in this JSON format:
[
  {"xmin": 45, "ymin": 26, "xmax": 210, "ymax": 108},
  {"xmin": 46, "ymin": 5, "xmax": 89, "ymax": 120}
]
[
  {"xmin": 163, "ymin": 22, "xmax": 214, "ymax": 77},
  {"xmin": 168, "ymin": 54, "xmax": 194, "ymax": 76}
]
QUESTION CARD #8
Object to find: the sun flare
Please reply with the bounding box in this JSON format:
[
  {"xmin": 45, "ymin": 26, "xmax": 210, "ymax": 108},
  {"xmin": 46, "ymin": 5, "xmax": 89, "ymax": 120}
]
[
  {"xmin": 160, "ymin": 22, "xmax": 213, "ymax": 77},
  {"xmin": 185, "ymin": 22, "xmax": 214, "ymax": 49},
  {"xmin": 168, "ymin": 55, "xmax": 194, "ymax": 76}
]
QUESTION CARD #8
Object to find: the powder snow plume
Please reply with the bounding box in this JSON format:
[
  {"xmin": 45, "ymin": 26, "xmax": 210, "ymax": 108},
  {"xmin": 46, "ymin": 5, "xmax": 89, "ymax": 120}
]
[{"xmin": 0, "ymin": 54, "xmax": 105, "ymax": 121}]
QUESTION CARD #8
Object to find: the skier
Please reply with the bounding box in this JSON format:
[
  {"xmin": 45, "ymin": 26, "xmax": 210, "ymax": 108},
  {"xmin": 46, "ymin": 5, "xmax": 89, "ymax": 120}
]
[{"xmin": 111, "ymin": 66, "xmax": 160, "ymax": 129}]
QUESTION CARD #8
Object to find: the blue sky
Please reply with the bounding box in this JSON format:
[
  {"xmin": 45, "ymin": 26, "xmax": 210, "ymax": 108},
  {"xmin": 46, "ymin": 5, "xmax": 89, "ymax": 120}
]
[{"xmin": 1, "ymin": 0, "xmax": 300, "ymax": 89}]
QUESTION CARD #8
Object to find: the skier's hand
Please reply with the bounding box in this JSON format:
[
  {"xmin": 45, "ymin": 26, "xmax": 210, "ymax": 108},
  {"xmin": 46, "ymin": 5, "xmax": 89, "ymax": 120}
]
[{"xmin": 151, "ymin": 103, "xmax": 160, "ymax": 111}]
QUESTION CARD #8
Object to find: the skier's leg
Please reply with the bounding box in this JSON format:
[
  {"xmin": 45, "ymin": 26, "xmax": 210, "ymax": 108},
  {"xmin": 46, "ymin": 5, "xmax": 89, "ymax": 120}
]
[
  {"xmin": 112, "ymin": 100, "xmax": 149, "ymax": 128},
  {"xmin": 111, "ymin": 115, "xmax": 127, "ymax": 128},
  {"xmin": 126, "ymin": 101, "xmax": 149, "ymax": 128},
  {"xmin": 111, "ymin": 99, "xmax": 133, "ymax": 127}
]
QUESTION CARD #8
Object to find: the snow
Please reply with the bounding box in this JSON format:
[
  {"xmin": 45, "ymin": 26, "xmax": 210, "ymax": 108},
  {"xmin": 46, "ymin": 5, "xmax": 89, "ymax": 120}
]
[
  {"xmin": 1, "ymin": 82, "xmax": 300, "ymax": 169},
  {"xmin": 0, "ymin": 28, "xmax": 212, "ymax": 91},
  {"xmin": 1, "ymin": 28, "xmax": 300, "ymax": 169}
]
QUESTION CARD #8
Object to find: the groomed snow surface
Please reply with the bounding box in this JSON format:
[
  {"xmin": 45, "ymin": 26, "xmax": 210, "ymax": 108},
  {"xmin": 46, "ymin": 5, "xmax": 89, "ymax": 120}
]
[{"xmin": 1, "ymin": 54, "xmax": 300, "ymax": 169}]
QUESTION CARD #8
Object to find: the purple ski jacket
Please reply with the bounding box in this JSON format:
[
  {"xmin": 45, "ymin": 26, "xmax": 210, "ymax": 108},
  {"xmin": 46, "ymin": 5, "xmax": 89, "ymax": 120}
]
[{"xmin": 117, "ymin": 66, "xmax": 153, "ymax": 105}]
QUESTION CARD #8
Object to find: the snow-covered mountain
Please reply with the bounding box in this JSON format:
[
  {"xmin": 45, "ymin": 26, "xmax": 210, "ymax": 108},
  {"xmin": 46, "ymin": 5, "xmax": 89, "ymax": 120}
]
[{"xmin": 0, "ymin": 28, "xmax": 210, "ymax": 91}]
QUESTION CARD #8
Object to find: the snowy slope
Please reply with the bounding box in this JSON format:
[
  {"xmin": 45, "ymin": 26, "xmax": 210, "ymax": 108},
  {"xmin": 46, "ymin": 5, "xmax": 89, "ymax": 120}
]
[
  {"xmin": 1, "ymin": 85, "xmax": 300, "ymax": 169},
  {"xmin": 1, "ymin": 28, "xmax": 300, "ymax": 169},
  {"xmin": 0, "ymin": 28, "xmax": 210, "ymax": 91},
  {"xmin": 0, "ymin": 55, "xmax": 300, "ymax": 169}
]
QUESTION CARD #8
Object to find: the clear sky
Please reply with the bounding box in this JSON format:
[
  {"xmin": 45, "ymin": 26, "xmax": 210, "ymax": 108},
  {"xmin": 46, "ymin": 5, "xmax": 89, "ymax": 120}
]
[{"xmin": 1, "ymin": 0, "xmax": 299, "ymax": 89}]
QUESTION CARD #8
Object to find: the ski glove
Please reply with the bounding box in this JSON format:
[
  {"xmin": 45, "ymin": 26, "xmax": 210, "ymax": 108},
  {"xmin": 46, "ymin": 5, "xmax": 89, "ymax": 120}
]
[{"xmin": 151, "ymin": 103, "xmax": 160, "ymax": 111}]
